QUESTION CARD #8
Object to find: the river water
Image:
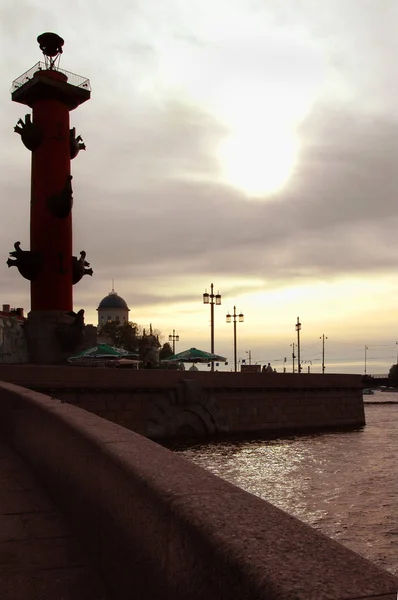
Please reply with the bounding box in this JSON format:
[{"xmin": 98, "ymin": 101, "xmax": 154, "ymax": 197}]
[{"xmin": 175, "ymin": 391, "xmax": 398, "ymax": 576}]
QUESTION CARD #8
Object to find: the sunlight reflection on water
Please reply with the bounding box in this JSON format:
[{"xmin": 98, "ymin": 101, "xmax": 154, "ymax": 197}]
[{"xmin": 175, "ymin": 396, "xmax": 398, "ymax": 576}]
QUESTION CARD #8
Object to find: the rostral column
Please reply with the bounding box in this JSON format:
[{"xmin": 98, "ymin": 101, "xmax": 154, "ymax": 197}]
[{"xmin": 8, "ymin": 33, "xmax": 93, "ymax": 363}]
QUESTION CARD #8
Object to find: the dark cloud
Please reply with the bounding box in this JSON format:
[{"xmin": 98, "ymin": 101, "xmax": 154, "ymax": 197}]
[
  {"xmin": 69, "ymin": 102, "xmax": 398, "ymax": 293},
  {"xmin": 5, "ymin": 97, "xmax": 398, "ymax": 315}
]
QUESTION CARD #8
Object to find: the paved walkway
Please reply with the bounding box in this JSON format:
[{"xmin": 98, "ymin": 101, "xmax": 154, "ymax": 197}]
[{"xmin": 0, "ymin": 439, "xmax": 107, "ymax": 599}]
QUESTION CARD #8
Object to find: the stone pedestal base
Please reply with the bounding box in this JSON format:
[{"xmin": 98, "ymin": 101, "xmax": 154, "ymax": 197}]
[{"xmin": 24, "ymin": 310, "xmax": 94, "ymax": 365}]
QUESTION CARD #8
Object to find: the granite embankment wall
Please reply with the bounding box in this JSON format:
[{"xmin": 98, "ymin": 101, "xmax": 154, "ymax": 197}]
[
  {"xmin": 0, "ymin": 381, "xmax": 396, "ymax": 600},
  {"xmin": 0, "ymin": 366, "xmax": 365, "ymax": 439}
]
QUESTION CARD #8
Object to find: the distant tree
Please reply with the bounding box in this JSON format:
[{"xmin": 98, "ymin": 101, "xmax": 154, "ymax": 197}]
[
  {"xmin": 152, "ymin": 327, "xmax": 163, "ymax": 341},
  {"xmin": 138, "ymin": 327, "xmax": 161, "ymax": 366},
  {"xmin": 158, "ymin": 342, "xmax": 185, "ymax": 370},
  {"xmin": 98, "ymin": 320, "xmax": 165, "ymax": 365},
  {"xmin": 388, "ymin": 363, "xmax": 398, "ymax": 386},
  {"xmin": 98, "ymin": 321, "xmax": 139, "ymax": 352},
  {"xmin": 159, "ymin": 342, "xmax": 174, "ymax": 361}
]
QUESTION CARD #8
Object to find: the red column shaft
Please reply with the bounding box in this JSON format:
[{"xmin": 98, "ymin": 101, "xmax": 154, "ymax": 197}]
[{"xmin": 30, "ymin": 96, "xmax": 72, "ymax": 311}]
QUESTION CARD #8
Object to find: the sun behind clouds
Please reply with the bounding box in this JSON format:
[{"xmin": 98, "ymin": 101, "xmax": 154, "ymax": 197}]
[
  {"xmin": 150, "ymin": 10, "xmax": 325, "ymax": 198},
  {"xmin": 217, "ymin": 123, "xmax": 299, "ymax": 197},
  {"xmin": 210, "ymin": 74, "xmax": 313, "ymax": 199}
]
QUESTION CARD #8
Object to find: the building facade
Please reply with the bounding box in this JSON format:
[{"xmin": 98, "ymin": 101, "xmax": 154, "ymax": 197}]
[
  {"xmin": 0, "ymin": 304, "xmax": 28, "ymax": 363},
  {"xmin": 97, "ymin": 290, "xmax": 130, "ymax": 327}
]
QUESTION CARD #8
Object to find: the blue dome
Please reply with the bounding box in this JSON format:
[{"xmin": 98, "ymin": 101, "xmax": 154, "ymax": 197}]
[{"xmin": 97, "ymin": 292, "xmax": 129, "ymax": 310}]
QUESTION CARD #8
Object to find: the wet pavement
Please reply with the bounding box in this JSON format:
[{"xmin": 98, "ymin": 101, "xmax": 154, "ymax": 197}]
[{"xmin": 0, "ymin": 439, "xmax": 107, "ymax": 599}]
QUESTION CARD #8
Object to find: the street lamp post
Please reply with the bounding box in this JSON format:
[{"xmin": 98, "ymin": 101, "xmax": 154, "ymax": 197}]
[
  {"xmin": 168, "ymin": 329, "xmax": 179, "ymax": 355},
  {"xmin": 290, "ymin": 342, "xmax": 296, "ymax": 373},
  {"xmin": 365, "ymin": 345, "xmax": 368, "ymax": 375},
  {"xmin": 246, "ymin": 350, "xmax": 252, "ymax": 365},
  {"xmin": 203, "ymin": 283, "xmax": 221, "ymax": 371},
  {"xmin": 320, "ymin": 334, "xmax": 328, "ymax": 374},
  {"xmin": 295, "ymin": 317, "xmax": 302, "ymax": 373},
  {"xmin": 226, "ymin": 306, "xmax": 244, "ymax": 372}
]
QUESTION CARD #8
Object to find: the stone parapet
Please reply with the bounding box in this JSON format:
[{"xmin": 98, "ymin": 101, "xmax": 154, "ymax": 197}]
[
  {"xmin": 0, "ymin": 381, "xmax": 396, "ymax": 600},
  {"xmin": 0, "ymin": 365, "xmax": 362, "ymax": 388},
  {"xmin": 0, "ymin": 366, "xmax": 365, "ymax": 439}
]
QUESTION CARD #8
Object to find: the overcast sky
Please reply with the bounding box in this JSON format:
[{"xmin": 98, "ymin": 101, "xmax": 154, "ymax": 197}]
[{"xmin": 1, "ymin": 0, "xmax": 398, "ymax": 372}]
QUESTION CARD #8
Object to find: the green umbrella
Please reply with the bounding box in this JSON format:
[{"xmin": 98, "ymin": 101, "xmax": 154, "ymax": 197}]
[
  {"xmin": 162, "ymin": 347, "xmax": 226, "ymax": 364},
  {"xmin": 69, "ymin": 344, "xmax": 128, "ymax": 361}
]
